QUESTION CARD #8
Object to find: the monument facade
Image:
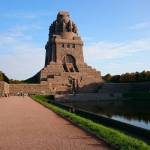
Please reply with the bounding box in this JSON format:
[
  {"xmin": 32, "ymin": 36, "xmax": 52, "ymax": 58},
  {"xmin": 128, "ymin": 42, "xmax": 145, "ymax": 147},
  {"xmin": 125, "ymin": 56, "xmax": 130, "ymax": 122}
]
[
  {"xmin": 1, "ymin": 11, "xmax": 102, "ymax": 95},
  {"xmin": 40, "ymin": 11, "xmax": 102, "ymax": 93}
]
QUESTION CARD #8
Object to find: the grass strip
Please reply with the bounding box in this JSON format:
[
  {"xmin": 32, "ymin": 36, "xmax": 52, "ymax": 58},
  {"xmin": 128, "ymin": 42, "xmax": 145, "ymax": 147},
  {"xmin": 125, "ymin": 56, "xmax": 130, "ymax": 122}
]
[{"xmin": 32, "ymin": 95, "xmax": 150, "ymax": 150}]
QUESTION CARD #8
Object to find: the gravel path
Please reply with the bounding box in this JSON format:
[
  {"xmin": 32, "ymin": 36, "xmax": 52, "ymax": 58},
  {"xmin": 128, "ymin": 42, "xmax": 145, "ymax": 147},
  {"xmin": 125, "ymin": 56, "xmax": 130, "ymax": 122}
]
[{"xmin": 0, "ymin": 96, "xmax": 112, "ymax": 150}]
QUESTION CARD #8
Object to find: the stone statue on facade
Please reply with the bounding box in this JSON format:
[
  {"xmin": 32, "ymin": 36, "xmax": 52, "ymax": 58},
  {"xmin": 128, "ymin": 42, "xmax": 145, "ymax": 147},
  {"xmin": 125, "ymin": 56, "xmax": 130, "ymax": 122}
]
[{"xmin": 49, "ymin": 11, "xmax": 78, "ymax": 37}]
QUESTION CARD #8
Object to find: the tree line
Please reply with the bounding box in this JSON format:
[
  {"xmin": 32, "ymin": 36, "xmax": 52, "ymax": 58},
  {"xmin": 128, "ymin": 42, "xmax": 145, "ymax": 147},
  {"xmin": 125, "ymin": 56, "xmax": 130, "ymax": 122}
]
[
  {"xmin": 0, "ymin": 71, "xmax": 9, "ymax": 83},
  {"xmin": 0, "ymin": 71, "xmax": 40, "ymax": 84},
  {"xmin": 103, "ymin": 71, "xmax": 150, "ymax": 83}
]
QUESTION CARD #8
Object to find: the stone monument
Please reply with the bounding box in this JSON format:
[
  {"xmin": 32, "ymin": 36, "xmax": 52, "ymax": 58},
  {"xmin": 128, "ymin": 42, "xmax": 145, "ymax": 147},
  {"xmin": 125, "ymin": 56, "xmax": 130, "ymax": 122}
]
[{"xmin": 40, "ymin": 11, "xmax": 102, "ymax": 93}]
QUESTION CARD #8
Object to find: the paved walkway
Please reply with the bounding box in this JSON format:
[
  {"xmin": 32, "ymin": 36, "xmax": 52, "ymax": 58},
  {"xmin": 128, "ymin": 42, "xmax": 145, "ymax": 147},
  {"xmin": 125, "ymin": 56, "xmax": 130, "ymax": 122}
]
[{"xmin": 0, "ymin": 96, "xmax": 112, "ymax": 150}]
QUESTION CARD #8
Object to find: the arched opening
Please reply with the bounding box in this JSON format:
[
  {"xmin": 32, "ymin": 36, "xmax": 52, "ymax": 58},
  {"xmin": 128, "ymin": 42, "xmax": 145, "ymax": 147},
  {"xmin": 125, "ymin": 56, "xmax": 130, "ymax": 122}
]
[{"xmin": 62, "ymin": 55, "xmax": 78, "ymax": 72}]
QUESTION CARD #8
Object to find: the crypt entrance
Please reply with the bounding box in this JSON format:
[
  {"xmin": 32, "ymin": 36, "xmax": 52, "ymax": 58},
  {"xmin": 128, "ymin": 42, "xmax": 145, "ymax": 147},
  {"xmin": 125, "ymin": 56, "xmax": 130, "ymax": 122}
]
[{"xmin": 62, "ymin": 55, "xmax": 78, "ymax": 72}]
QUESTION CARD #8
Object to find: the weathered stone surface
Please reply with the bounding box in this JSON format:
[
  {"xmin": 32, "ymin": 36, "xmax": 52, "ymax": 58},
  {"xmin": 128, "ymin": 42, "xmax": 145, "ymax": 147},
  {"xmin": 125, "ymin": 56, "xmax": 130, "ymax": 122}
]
[
  {"xmin": 0, "ymin": 81, "xmax": 4, "ymax": 95},
  {"xmin": 9, "ymin": 84, "xmax": 51, "ymax": 95},
  {"xmin": 41, "ymin": 11, "xmax": 102, "ymax": 93},
  {"xmin": 55, "ymin": 93, "xmax": 122, "ymax": 101},
  {"xmin": 0, "ymin": 81, "xmax": 9, "ymax": 96},
  {"xmin": 99, "ymin": 82, "xmax": 150, "ymax": 93}
]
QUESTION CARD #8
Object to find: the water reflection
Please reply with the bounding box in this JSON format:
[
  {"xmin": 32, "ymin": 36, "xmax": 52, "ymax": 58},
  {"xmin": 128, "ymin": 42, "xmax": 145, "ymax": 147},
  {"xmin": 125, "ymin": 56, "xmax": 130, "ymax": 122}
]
[
  {"xmin": 111, "ymin": 116, "xmax": 150, "ymax": 130},
  {"xmin": 65, "ymin": 100, "xmax": 150, "ymax": 130}
]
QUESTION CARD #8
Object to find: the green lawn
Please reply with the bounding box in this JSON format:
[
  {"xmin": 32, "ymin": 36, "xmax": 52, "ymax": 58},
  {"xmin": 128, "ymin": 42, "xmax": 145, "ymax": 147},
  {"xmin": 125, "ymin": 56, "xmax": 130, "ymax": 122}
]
[{"xmin": 32, "ymin": 95, "xmax": 150, "ymax": 150}]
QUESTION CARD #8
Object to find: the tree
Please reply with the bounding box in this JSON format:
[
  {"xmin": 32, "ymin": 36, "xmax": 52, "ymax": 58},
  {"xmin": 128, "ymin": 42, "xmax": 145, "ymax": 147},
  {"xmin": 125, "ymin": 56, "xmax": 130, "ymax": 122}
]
[{"xmin": 103, "ymin": 71, "xmax": 150, "ymax": 83}]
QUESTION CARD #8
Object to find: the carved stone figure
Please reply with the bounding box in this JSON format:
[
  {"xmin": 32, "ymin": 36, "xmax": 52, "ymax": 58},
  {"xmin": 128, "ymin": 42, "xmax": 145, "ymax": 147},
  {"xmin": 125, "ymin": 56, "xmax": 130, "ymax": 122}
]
[{"xmin": 49, "ymin": 11, "xmax": 78, "ymax": 37}]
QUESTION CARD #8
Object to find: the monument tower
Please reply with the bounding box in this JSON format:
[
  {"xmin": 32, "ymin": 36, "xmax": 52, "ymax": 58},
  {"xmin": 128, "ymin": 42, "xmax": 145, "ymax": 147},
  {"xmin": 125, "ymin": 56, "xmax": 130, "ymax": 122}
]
[{"xmin": 40, "ymin": 11, "xmax": 102, "ymax": 93}]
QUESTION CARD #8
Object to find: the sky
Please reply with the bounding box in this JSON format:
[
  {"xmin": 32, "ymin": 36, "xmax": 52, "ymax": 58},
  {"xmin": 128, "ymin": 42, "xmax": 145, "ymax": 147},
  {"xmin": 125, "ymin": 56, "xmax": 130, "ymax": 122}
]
[{"xmin": 0, "ymin": 0, "xmax": 150, "ymax": 80}]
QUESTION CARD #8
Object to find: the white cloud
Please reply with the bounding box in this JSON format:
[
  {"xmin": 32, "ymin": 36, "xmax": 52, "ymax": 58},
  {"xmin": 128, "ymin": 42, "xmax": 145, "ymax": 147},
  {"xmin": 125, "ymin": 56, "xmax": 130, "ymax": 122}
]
[
  {"xmin": 0, "ymin": 11, "xmax": 51, "ymax": 19},
  {"xmin": 129, "ymin": 21, "xmax": 150, "ymax": 30},
  {"xmin": 84, "ymin": 38, "xmax": 150, "ymax": 61},
  {"xmin": 84, "ymin": 38, "xmax": 150, "ymax": 75},
  {"xmin": 0, "ymin": 25, "xmax": 45, "ymax": 80}
]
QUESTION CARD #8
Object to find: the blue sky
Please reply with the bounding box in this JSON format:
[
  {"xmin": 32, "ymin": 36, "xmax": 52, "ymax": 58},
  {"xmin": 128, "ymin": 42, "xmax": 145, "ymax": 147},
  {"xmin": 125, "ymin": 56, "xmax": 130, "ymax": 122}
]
[{"xmin": 0, "ymin": 0, "xmax": 150, "ymax": 79}]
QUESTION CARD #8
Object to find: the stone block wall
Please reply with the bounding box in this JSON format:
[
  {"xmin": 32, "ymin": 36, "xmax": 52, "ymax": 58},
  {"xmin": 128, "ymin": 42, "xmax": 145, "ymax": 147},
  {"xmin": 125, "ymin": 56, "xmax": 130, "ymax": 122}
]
[
  {"xmin": 0, "ymin": 81, "xmax": 4, "ymax": 95},
  {"xmin": 9, "ymin": 84, "xmax": 51, "ymax": 95},
  {"xmin": 99, "ymin": 82, "xmax": 150, "ymax": 93},
  {"xmin": 0, "ymin": 81, "xmax": 9, "ymax": 96},
  {"xmin": 55, "ymin": 82, "xmax": 150, "ymax": 102},
  {"xmin": 55, "ymin": 37, "xmax": 84, "ymax": 65},
  {"xmin": 40, "ymin": 62, "xmax": 102, "ymax": 93},
  {"xmin": 2, "ymin": 81, "xmax": 150, "ymax": 98},
  {"xmin": 55, "ymin": 93, "xmax": 122, "ymax": 101}
]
